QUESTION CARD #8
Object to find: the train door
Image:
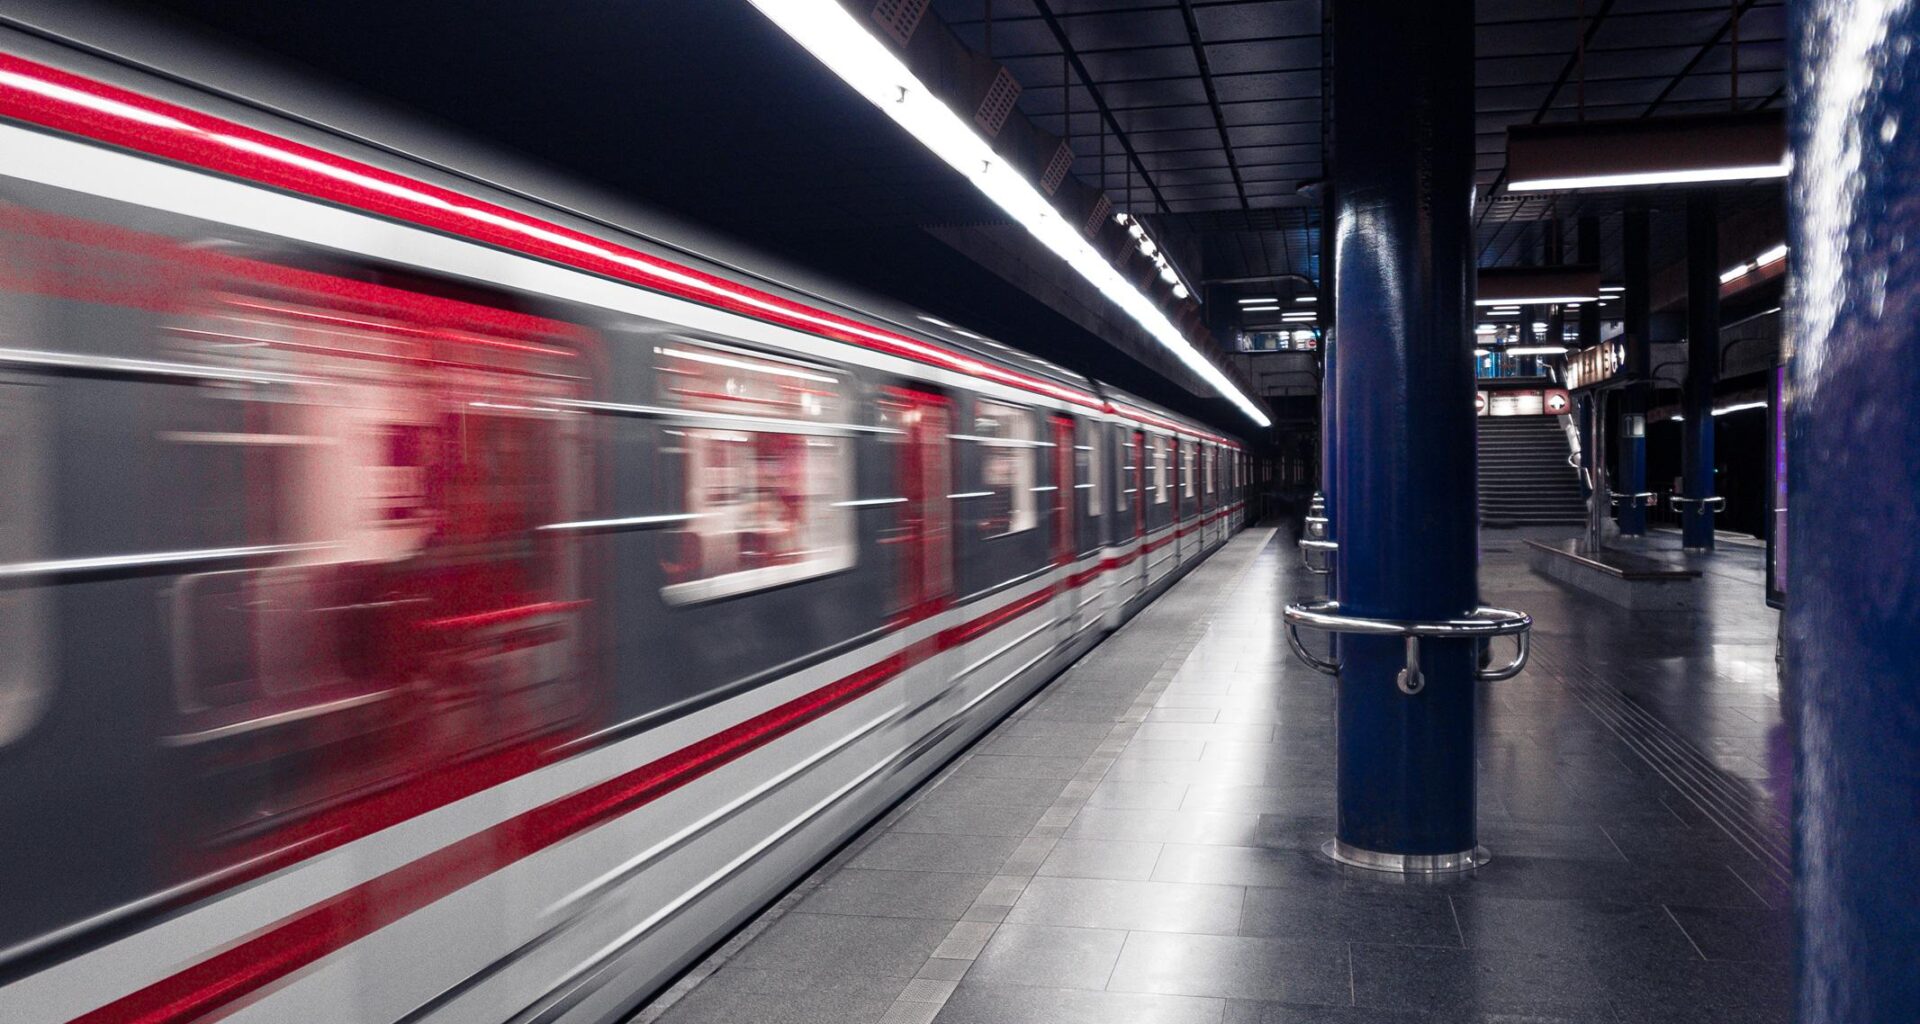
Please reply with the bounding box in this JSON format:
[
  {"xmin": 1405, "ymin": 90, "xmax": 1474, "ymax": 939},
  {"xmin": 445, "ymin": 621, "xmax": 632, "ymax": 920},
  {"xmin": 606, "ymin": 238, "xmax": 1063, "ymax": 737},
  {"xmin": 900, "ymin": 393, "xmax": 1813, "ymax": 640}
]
[
  {"xmin": 1172, "ymin": 437, "xmax": 1185, "ymax": 566},
  {"xmin": 1131, "ymin": 430, "xmax": 1147, "ymax": 592},
  {"xmin": 1048, "ymin": 415, "xmax": 1075, "ymax": 643},
  {"xmin": 879, "ymin": 387, "xmax": 954, "ymax": 624}
]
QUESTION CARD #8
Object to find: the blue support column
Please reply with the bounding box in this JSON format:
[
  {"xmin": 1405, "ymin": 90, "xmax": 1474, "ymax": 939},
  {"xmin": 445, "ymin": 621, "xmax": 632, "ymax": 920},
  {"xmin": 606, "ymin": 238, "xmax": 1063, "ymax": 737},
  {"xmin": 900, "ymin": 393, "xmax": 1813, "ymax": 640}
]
[
  {"xmin": 1617, "ymin": 204, "xmax": 1651, "ymax": 535},
  {"xmin": 1320, "ymin": 170, "xmax": 1338, "ymax": 559},
  {"xmin": 1330, "ymin": 0, "xmax": 1479, "ymax": 861},
  {"xmin": 1790, "ymin": 5, "xmax": 1920, "ymax": 1017},
  {"xmin": 1682, "ymin": 192, "xmax": 1719, "ymax": 550}
]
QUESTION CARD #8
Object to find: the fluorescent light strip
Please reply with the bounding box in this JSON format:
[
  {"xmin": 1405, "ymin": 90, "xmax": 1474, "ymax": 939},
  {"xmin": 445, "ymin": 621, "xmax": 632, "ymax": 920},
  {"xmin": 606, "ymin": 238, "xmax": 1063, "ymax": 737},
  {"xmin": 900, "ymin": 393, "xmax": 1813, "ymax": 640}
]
[
  {"xmin": 1505, "ymin": 346, "xmax": 1568, "ymax": 356},
  {"xmin": 1721, "ymin": 242, "xmax": 1790, "ymax": 283},
  {"xmin": 1507, "ymin": 161, "xmax": 1790, "ymax": 192},
  {"xmin": 1599, "ymin": 285, "xmax": 1625, "ymax": 293},
  {"xmin": 1295, "ymin": 295, "xmax": 1318, "ymax": 304},
  {"xmin": 1236, "ymin": 296, "xmax": 1276, "ymax": 306},
  {"xmin": 746, "ymin": 0, "xmax": 1268, "ymax": 427}
]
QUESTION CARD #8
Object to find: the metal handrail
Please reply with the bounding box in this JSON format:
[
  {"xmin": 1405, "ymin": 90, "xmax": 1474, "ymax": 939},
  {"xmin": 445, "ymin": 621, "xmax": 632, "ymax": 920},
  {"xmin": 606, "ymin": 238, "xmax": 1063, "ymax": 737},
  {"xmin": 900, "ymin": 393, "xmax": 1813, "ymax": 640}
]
[
  {"xmin": 1298, "ymin": 537, "xmax": 1336, "ymax": 575},
  {"xmin": 1282, "ymin": 599, "xmax": 1533, "ymax": 693},
  {"xmin": 1607, "ymin": 491, "xmax": 1657, "ymax": 508},
  {"xmin": 1668, "ymin": 494, "xmax": 1727, "ymax": 512}
]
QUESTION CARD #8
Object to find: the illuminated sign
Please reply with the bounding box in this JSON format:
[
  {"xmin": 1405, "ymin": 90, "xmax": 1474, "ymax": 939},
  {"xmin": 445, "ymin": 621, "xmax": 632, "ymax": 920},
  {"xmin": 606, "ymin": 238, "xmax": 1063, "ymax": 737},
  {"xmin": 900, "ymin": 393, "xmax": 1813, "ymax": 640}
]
[{"xmin": 1565, "ymin": 340, "xmax": 1626, "ymax": 390}]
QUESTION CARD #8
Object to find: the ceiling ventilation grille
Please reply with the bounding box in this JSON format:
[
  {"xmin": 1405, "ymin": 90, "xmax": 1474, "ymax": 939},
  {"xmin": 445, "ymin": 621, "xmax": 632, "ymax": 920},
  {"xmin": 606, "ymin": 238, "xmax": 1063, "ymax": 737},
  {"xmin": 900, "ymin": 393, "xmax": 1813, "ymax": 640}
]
[
  {"xmin": 973, "ymin": 66, "xmax": 1021, "ymax": 137},
  {"xmin": 1083, "ymin": 195, "xmax": 1112, "ymax": 239},
  {"xmin": 869, "ymin": 0, "xmax": 929, "ymax": 47},
  {"xmin": 1039, "ymin": 141, "xmax": 1075, "ymax": 195}
]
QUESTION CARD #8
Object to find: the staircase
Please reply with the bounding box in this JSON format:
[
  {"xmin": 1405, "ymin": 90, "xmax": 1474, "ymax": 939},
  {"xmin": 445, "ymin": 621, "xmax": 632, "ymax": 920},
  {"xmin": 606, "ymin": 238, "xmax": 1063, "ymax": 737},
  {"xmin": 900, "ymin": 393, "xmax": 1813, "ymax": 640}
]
[{"xmin": 1479, "ymin": 415, "xmax": 1587, "ymax": 527}]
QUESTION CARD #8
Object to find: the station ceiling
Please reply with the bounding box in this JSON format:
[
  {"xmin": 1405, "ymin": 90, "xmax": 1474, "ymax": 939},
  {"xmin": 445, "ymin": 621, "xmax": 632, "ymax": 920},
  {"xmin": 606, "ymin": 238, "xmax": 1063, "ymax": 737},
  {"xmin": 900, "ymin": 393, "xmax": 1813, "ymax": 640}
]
[{"xmin": 64, "ymin": 0, "xmax": 1788, "ymax": 426}]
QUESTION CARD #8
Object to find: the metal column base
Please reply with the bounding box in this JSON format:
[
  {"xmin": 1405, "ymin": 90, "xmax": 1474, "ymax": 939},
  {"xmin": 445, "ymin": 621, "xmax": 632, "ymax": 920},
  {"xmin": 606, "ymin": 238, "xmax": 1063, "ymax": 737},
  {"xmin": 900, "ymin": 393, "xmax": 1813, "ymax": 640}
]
[{"xmin": 1324, "ymin": 839, "xmax": 1489, "ymax": 874}]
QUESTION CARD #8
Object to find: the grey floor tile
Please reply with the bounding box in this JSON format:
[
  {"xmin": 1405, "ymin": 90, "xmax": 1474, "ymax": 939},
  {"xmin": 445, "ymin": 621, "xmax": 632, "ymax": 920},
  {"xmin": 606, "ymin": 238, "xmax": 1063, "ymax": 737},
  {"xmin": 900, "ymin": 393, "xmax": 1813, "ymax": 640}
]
[
  {"xmin": 1602, "ymin": 959, "xmax": 1791, "ymax": 1023},
  {"xmin": 1223, "ymin": 1001, "xmax": 1594, "ymax": 1023},
  {"xmin": 1181, "ymin": 784, "xmax": 1334, "ymax": 815},
  {"xmin": 1348, "ymin": 943, "xmax": 1616, "ymax": 1021},
  {"xmin": 1475, "ymin": 823, "xmax": 1627, "ymax": 863},
  {"xmin": 1446, "ymin": 854, "xmax": 1769, "ymax": 908},
  {"xmin": 1006, "ymin": 875, "xmax": 1245, "ymax": 934},
  {"xmin": 927, "ymin": 773, "xmax": 1071, "ymax": 809},
  {"xmin": 656, "ymin": 967, "xmax": 908, "ymax": 1024},
  {"xmin": 1664, "ymin": 905, "xmax": 1790, "ymax": 962},
  {"xmin": 1065, "ymin": 807, "xmax": 1266, "ymax": 846},
  {"xmin": 933, "ymin": 981, "xmax": 1226, "ymax": 1024},
  {"xmin": 1451, "ymin": 895, "xmax": 1699, "ymax": 960},
  {"xmin": 1089, "ymin": 780, "xmax": 1191, "ymax": 810},
  {"xmin": 851, "ymin": 833, "xmax": 1026, "ymax": 874},
  {"xmin": 1152, "ymin": 844, "xmax": 1326, "ymax": 888},
  {"xmin": 891, "ymin": 799, "xmax": 1049, "ymax": 837},
  {"xmin": 1036, "ymin": 838, "xmax": 1166, "ymax": 880},
  {"xmin": 1107, "ymin": 931, "xmax": 1351, "ymax": 1004},
  {"xmin": 1133, "ymin": 722, "xmax": 1278, "ymax": 744},
  {"xmin": 1240, "ymin": 882, "xmax": 1460, "ymax": 947},
  {"xmin": 952, "ymin": 754, "xmax": 1089, "ymax": 781},
  {"xmin": 733, "ymin": 913, "xmax": 953, "ymax": 977},
  {"xmin": 978, "ymin": 733, "xmax": 1108, "ymax": 758},
  {"xmin": 797, "ymin": 868, "xmax": 995, "ymax": 921},
  {"xmin": 965, "ymin": 922, "xmax": 1128, "ymax": 990},
  {"xmin": 1120, "ymin": 739, "xmax": 1210, "ymax": 761},
  {"xmin": 1148, "ymin": 707, "xmax": 1223, "ymax": 723}
]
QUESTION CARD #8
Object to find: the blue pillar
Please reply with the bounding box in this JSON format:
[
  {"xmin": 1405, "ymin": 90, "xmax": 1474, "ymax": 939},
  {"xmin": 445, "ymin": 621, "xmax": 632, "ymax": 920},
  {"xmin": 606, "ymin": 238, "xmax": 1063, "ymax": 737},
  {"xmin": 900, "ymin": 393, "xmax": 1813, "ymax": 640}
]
[
  {"xmin": 1617, "ymin": 204, "xmax": 1650, "ymax": 536},
  {"xmin": 1790, "ymin": 4, "xmax": 1920, "ymax": 1017},
  {"xmin": 1330, "ymin": 0, "xmax": 1478, "ymax": 861},
  {"xmin": 1682, "ymin": 192, "xmax": 1719, "ymax": 550},
  {"xmin": 1318, "ymin": 70, "xmax": 1339, "ymax": 594}
]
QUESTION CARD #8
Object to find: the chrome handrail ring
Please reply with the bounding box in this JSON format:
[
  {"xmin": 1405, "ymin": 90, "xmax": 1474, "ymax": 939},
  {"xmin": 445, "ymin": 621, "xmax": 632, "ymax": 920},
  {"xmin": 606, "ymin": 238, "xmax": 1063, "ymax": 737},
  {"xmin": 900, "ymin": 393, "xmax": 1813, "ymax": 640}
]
[{"xmin": 1281, "ymin": 600, "xmax": 1533, "ymax": 685}]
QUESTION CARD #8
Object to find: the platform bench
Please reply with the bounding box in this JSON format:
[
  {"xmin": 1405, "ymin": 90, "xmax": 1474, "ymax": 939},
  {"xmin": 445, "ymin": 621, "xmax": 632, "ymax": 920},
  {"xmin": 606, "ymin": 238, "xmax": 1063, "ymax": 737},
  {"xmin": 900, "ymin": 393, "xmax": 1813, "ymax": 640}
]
[{"xmin": 1523, "ymin": 539, "xmax": 1702, "ymax": 610}]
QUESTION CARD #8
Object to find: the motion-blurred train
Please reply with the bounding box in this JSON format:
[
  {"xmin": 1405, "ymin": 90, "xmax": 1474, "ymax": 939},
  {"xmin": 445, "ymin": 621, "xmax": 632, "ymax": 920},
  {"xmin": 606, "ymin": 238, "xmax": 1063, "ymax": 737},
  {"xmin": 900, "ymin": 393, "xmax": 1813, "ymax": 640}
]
[{"xmin": 0, "ymin": 31, "xmax": 1246, "ymax": 1024}]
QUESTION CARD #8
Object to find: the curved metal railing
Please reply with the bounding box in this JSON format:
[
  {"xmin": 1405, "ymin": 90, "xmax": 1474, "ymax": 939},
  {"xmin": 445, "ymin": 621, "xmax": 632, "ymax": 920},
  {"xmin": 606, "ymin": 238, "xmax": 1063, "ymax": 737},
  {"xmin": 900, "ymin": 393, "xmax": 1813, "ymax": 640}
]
[
  {"xmin": 1282, "ymin": 600, "xmax": 1532, "ymax": 693},
  {"xmin": 1667, "ymin": 494, "xmax": 1727, "ymax": 513}
]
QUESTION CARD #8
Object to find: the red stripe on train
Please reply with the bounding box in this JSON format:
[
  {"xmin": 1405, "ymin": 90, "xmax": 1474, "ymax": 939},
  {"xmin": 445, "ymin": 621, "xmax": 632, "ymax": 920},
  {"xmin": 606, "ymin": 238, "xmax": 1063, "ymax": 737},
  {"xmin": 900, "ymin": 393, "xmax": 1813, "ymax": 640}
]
[
  {"xmin": 0, "ymin": 54, "xmax": 1101, "ymax": 414},
  {"xmin": 63, "ymin": 515, "xmax": 1242, "ymax": 1022}
]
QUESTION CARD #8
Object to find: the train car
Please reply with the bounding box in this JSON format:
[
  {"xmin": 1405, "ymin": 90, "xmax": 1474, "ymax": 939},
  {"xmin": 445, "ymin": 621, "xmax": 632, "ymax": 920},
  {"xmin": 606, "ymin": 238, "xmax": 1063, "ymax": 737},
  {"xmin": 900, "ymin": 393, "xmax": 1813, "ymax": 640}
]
[{"xmin": 0, "ymin": 31, "xmax": 1246, "ymax": 1024}]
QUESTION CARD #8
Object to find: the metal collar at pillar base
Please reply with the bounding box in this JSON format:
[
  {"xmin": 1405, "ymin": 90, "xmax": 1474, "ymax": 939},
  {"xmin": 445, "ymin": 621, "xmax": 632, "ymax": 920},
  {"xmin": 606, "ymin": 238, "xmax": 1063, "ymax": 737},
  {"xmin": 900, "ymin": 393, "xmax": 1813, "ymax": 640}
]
[{"xmin": 1323, "ymin": 839, "xmax": 1490, "ymax": 874}]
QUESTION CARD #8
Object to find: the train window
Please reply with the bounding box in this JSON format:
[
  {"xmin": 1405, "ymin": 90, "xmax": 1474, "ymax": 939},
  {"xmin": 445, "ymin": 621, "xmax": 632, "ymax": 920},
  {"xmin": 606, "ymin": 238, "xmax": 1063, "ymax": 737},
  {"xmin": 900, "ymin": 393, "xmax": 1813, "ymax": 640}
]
[
  {"xmin": 1115, "ymin": 428, "xmax": 1131, "ymax": 513},
  {"xmin": 0, "ymin": 380, "xmax": 48, "ymax": 747},
  {"xmin": 1205, "ymin": 446, "xmax": 1216, "ymax": 496},
  {"xmin": 1151, "ymin": 434, "xmax": 1169, "ymax": 504},
  {"xmin": 1083, "ymin": 427, "xmax": 1103, "ymax": 517},
  {"xmin": 1183, "ymin": 442, "xmax": 1197, "ymax": 499},
  {"xmin": 657, "ymin": 341, "xmax": 855, "ymax": 603},
  {"xmin": 160, "ymin": 269, "xmax": 595, "ymax": 858},
  {"xmin": 973, "ymin": 399, "xmax": 1037, "ymax": 537}
]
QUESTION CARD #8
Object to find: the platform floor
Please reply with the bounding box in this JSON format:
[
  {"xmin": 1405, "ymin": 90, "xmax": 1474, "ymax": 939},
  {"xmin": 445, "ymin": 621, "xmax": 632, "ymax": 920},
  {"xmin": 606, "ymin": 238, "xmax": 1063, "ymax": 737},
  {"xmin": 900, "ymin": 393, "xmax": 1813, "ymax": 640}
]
[{"xmin": 635, "ymin": 525, "xmax": 1790, "ymax": 1024}]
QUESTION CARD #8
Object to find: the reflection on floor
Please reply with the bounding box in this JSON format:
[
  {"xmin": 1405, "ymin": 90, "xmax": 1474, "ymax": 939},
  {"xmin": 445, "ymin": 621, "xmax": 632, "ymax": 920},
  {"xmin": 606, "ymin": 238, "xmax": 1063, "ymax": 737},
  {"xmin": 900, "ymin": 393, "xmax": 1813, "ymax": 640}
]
[{"xmin": 637, "ymin": 524, "xmax": 1790, "ymax": 1024}]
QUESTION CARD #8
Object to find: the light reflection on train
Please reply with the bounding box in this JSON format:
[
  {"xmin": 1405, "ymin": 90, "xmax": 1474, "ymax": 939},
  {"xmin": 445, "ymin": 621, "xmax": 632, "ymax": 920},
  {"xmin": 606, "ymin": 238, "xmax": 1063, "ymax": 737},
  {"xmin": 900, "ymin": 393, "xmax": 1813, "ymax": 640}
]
[{"xmin": 0, "ymin": 45, "xmax": 1248, "ymax": 1024}]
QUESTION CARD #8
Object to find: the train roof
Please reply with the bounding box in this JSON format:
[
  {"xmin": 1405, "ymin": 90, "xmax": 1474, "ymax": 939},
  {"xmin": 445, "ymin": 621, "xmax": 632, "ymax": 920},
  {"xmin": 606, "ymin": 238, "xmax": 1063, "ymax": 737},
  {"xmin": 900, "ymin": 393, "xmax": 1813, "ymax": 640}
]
[{"xmin": 0, "ymin": 4, "xmax": 1242, "ymax": 448}]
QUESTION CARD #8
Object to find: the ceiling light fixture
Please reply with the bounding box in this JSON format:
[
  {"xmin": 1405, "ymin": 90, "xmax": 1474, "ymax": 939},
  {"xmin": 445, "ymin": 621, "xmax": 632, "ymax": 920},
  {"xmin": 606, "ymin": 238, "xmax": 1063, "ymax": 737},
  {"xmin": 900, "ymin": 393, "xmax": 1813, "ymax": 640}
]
[
  {"xmin": 746, "ymin": 0, "xmax": 1269, "ymax": 427},
  {"xmin": 1505, "ymin": 111, "xmax": 1789, "ymax": 192},
  {"xmin": 1721, "ymin": 242, "xmax": 1790, "ymax": 283},
  {"xmin": 1295, "ymin": 295, "xmax": 1318, "ymax": 304},
  {"xmin": 1599, "ymin": 285, "xmax": 1625, "ymax": 293},
  {"xmin": 1237, "ymin": 296, "xmax": 1276, "ymax": 306},
  {"xmin": 1506, "ymin": 346, "xmax": 1568, "ymax": 357}
]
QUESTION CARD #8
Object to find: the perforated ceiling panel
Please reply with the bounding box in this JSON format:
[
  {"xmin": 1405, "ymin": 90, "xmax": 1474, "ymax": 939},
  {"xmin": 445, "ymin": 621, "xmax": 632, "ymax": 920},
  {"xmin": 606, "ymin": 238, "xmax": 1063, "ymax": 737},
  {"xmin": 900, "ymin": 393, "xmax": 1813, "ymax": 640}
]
[{"xmin": 870, "ymin": 0, "xmax": 929, "ymax": 48}]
